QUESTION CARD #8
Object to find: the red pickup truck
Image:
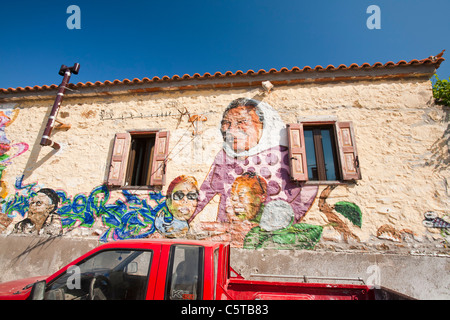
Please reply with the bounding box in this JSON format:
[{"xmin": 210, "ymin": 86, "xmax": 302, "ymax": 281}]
[{"xmin": 0, "ymin": 239, "xmax": 411, "ymax": 300}]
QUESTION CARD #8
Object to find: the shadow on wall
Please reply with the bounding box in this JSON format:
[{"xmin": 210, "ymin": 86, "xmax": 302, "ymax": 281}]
[
  {"xmin": 20, "ymin": 103, "xmax": 66, "ymax": 181},
  {"xmin": 426, "ymin": 104, "xmax": 450, "ymax": 172}
]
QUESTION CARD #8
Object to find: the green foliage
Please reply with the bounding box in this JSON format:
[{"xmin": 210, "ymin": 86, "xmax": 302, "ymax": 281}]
[
  {"xmin": 432, "ymin": 75, "xmax": 450, "ymax": 106},
  {"xmin": 243, "ymin": 223, "xmax": 323, "ymax": 250},
  {"xmin": 334, "ymin": 201, "xmax": 362, "ymax": 228}
]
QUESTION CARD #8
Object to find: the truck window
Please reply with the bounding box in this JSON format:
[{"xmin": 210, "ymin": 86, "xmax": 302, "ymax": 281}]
[
  {"xmin": 44, "ymin": 249, "xmax": 153, "ymax": 300},
  {"xmin": 165, "ymin": 245, "xmax": 204, "ymax": 300}
]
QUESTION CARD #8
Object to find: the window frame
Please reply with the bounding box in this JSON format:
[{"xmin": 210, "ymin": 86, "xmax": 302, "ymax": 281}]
[
  {"xmin": 106, "ymin": 130, "xmax": 170, "ymax": 189},
  {"xmin": 287, "ymin": 121, "xmax": 361, "ymax": 184},
  {"xmin": 125, "ymin": 132, "xmax": 156, "ymax": 187},
  {"xmin": 303, "ymin": 124, "xmax": 341, "ymax": 181}
]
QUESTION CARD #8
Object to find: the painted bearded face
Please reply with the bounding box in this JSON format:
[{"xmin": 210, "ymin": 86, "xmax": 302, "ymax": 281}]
[{"xmin": 221, "ymin": 105, "xmax": 263, "ymax": 153}]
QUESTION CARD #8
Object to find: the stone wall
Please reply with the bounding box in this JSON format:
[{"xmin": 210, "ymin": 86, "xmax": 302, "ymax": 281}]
[{"xmin": 0, "ymin": 77, "xmax": 448, "ymax": 254}]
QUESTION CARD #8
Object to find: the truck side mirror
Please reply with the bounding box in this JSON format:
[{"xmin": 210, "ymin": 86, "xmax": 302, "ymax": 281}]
[
  {"xmin": 126, "ymin": 262, "xmax": 138, "ymax": 274},
  {"xmin": 28, "ymin": 280, "xmax": 46, "ymax": 300}
]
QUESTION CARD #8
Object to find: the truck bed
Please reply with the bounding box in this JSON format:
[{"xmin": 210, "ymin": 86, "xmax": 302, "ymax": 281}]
[{"xmin": 225, "ymin": 278, "xmax": 374, "ymax": 300}]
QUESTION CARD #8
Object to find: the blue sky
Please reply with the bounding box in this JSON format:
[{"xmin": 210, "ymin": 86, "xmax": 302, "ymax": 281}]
[{"xmin": 1, "ymin": 0, "xmax": 449, "ymax": 89}]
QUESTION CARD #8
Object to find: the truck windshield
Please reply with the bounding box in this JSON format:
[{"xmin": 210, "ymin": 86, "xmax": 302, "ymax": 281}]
[
  {"xmin": 44, "ymin": 249, "xmax": 153, "ymax": 300},
  {"xmin": 165, "ymin": 245, "xmax": 204, "ymax": 300}
]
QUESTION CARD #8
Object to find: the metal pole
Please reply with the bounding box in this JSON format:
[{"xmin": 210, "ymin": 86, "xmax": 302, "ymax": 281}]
[{"xmin": 40, "ymin": 63, "xmax": 80, "ymax": 149}]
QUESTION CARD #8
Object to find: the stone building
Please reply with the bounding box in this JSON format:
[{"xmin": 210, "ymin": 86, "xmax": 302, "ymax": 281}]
[{"xmin": 0, "ymin": 53, "xmax": 448, "ymax": 298}]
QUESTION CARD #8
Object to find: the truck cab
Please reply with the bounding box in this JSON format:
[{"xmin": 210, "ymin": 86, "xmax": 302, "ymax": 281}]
[{"xmin": 2, "ymin": 239, "xmax": 228, "ymax": 300}]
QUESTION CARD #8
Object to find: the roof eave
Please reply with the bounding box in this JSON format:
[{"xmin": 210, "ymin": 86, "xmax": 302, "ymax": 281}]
[{"xmin": 0, "ymin": 57, "xmax": 443, "ymax": 102}]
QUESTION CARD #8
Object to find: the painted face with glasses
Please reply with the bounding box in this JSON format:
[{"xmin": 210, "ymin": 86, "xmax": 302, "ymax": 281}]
[{"xmin": 166, "ymin": 176, "xmax": 199, "ymax": 221}]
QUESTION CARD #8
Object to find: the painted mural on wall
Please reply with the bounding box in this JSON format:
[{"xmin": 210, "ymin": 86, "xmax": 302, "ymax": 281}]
[
  {"xmin": 186, "ymin": 98, "xmax": 323, "ymax": 248},
  {"xmin": 423, "ymin": 211, "xmax": 450, "ymax": 244},
  {"xmin": 0, "ymin": 108, "xmax": 30, "ymax": 231},
  {"xmin": 1, "ymin": 175, "xmax": 164, "ymax": 241},
  {"xmin": 0, "ymin": 108, "xmax": 29, "ymax": 200},
  {"xmin": 0, "ymin": 98, "xmax": 368, "ymax": 249},
  {"xmin": 190, "ymin": 98, "xmax": 319, "ymax": 222},
  {"xmin": 0, "ymin": 175, "xmax": 174, "ymax": 241},
  {"xmin": 5, "ymin": 97, "xmax": 446, "ymax": 249}
]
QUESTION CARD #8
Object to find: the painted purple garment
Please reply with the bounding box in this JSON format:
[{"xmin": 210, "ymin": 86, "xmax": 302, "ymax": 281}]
[{"xmin": 190, "ymin": 146, "xmax": 318, "ymax": 223}]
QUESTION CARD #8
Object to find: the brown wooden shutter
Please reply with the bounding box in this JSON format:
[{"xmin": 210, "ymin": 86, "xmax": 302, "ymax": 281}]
[
  {"xmin": 336, "ymin": 122, "xmax": 361, "ymax": 180},
  {"xmin": 107, "ymin": 133, "xmax": 131, "ymax": 186},
  {"xmin": 287, "ymin": 123, "xmax": 308, "ymax": 181},
  {"xmin": 150, "ymin": 131, "xmax": 170, "ymax": 186}
]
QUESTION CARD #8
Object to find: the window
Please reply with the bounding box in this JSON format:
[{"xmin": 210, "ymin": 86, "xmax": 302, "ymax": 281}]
[
  {"xmin": 106, "ymin": 131, "xmax": 170, "ymax": 187},
  {"xmin": 44, "ymin": 249, "xmax": 153, "ymax": 300},
  {"xmin": 304, "ymin": 125, "xmax": 340, "ymax": 181},
  {"xmin": 165, "ymin": 245, "xmax": 204, "ymax": 300},
  {"xmin": 126, "ymin": 133, "xmax": 155, "ymax": 186},
  {"xmin": 287, "ymin": 121, "xmax": 361, "ymax": 182}
]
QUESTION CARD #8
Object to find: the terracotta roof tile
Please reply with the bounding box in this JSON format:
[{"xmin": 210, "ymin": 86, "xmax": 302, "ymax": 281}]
[{"xmin": 0, "ymin": 54, "xmax": 445, "ymax": 94}]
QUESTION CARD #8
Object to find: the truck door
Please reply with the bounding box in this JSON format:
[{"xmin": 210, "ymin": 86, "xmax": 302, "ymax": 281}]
[
  {"xmin": 162, "ymin": 244, "xmax": 205, "ymax": 300},
  {"xmin": 43, "ymin": 244, "xmax": 162, "ymax": 300}
]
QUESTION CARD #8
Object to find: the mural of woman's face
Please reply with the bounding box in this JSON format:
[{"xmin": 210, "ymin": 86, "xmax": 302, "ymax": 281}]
[
  {"xmin": 221, "ymin": 105, "xmax": 263, "ymax": 153},
  {"xmin": 167, "ymin": 181, "xmax": 199, "ymax": 221}
]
